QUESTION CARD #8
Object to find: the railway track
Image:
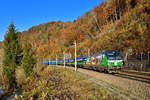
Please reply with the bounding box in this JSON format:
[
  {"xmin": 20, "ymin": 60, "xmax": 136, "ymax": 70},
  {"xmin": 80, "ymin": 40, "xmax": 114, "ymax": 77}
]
[
  {"xmin": 54, "ymin": 64, "xmax": 150, "ymax": 84},
  {"xmin": 77, "ymin": 65, "xmax": 150, "ymax": 84},
  {"xmin": 113, "ymin": 72, "xmax": 150, "ymax": 84},
  {"xmin": 78, "ymin": 66, "xmax": 150, "ymax": 100},
  {"xmin": 120, "ymin": 69, "xmax": 150, "ymax": 77}
]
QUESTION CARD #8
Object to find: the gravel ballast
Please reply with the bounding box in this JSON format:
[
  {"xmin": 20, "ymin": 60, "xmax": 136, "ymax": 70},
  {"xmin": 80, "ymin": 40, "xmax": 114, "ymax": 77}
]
[{"xmin": 60, "ymin": 66, "xmax": 150, "ymax": 100}]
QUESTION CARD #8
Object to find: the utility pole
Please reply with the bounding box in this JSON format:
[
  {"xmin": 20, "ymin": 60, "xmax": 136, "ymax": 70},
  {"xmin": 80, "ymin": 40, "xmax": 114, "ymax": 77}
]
[
  {"xmin": 88, "ymin": 48, "xmax": 90, "ymax": 57},
  {"xmin": 148, "ymin": 52, "xmax": 149, "ymax": 61},
  {"xmin": 75, "ymin": 41, "xmax": 77, "ymax": 71},
  {"xmin": 49, "ymin": 56, "xmax": 51, "ymax": 65},
  {"xmin": 56, "ymin": 55, "xmax": 57, "ymax": 66},
  {"xmin": 64, "ymin": 51, "xmax": 66, "ymax": 68},
  {"xmin": 141, "ymin": 53, "xmax": 143, "ymax": 61}
]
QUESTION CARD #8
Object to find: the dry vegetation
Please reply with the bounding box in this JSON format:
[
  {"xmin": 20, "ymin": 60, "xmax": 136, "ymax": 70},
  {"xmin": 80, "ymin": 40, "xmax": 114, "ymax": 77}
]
[{"xmin": 19, "ymin": 67, "xmax": 121, "ymax": 100}]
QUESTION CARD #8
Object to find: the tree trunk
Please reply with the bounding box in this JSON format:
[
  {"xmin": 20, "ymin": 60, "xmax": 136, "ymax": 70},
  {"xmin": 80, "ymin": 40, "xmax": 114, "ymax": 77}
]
[
  {"xmin": 136, "ymin": 53, "xmax": 138, "ymax": 59},
  {"xmin": 124, "ymin": 52, "xmax": 128, "ymax": 62}
]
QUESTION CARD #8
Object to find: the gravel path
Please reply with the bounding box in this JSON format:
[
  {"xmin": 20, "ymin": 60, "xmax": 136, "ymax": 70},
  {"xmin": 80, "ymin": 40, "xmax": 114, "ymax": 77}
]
[{"xmin": 58, "ymin": 66, "xmax": 150, "ymax": 100}]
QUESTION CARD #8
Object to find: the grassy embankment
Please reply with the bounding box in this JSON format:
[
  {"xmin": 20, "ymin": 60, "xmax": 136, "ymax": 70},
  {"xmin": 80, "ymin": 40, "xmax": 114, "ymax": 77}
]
[
  {"xmin": 17, "ymin": 66, "xmax": 122, "ymax": 100},
  {"xmin": 0, "ymin": 65, "xmax": 122, "ymax": 100}
]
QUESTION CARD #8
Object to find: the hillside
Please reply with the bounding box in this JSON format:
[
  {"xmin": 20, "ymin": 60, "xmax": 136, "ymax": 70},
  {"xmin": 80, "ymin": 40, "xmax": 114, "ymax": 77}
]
[
  {"xmin": 21, "ymin": 21, "xmax": 72, "ymax": 58},
  {"xmin": 0, "ymin": 42, "xmax": 2, "ymax": 48},
  {"xmin": 21, "ymin": 0, "xmax": 150, "ymax": 60},
  {"xmin": 0, "ymin": 42, "xmax": 3, "ymax": 66}
]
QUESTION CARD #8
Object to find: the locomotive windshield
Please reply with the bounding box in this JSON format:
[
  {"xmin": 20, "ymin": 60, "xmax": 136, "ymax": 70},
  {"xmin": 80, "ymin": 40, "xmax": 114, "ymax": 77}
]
[
  {"xmin": 115, "ymin": 55, "xmax": 122, "ymax": 60},
  {"xmin": 107, "ymin": 54, "xmax": 115, "ymax": 60},
  {"xmin": 106, "ymin": 51, "xmax": 122, "ymax": 60}
]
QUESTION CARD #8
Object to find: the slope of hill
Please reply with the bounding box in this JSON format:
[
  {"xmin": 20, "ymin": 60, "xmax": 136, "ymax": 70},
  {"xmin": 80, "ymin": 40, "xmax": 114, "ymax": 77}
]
[
  {"xmin": 21, "ymin": 0, "xmax": 150, "ymax": 60},
  {"xmin": 21, "ymin": 21, "xmax": 72, "ymax": 58}
]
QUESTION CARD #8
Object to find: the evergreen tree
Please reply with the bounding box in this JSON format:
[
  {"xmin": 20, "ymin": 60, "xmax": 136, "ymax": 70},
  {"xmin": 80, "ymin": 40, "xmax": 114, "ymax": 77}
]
[
  {"xmin": 2, "ymin": 23, "xmax": 22, "ymax": 90},
  {"xmin": 21, "ymin": 42, "xmax": 36, "ymax": 77}
]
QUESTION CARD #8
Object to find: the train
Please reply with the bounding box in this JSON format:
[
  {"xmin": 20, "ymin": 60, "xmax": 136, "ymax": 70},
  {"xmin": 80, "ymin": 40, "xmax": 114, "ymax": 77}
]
[{"xmin": 43, "ymin": 50, "xmax": 124, "ymax": 72}]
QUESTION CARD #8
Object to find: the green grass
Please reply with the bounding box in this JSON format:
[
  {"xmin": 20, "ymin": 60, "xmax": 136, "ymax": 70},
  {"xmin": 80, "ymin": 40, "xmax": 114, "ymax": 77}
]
[{"xmin": 17, "ymin": 67, "xmax": 120, "ymax": 100}]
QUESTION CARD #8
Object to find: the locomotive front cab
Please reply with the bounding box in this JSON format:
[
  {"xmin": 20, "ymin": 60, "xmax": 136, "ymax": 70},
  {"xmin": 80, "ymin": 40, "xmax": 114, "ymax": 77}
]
[{"xmin": 105, "ymin": 50, "xmax": 124, "ymax": 70}]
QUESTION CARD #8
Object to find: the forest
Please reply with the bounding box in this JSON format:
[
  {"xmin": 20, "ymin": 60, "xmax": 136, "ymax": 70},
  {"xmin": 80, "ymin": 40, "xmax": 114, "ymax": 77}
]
[{"xmin": 21, "ymin": 0, "xmax": 150, "ymax": 60}]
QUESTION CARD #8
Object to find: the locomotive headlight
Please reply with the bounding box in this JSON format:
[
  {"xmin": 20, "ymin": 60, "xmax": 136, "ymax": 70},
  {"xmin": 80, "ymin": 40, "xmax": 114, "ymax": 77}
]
[
  {"xmin": 114, "ymin": 61, "xmax": 118, "ymax": 66},
  {"xmin": 108, "ymin": 60, "xmax": 114, "ymax": 65}
]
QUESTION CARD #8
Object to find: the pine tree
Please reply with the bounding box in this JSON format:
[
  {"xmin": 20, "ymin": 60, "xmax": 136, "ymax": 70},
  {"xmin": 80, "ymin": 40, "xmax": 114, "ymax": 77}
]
[
  {"xmin": 2, "ymin": 22, "xmax": 22, "ymax": 90},
  {"xmin": 21, "ymin": 42, "xmax": 36, "ymax": 77}
]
